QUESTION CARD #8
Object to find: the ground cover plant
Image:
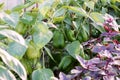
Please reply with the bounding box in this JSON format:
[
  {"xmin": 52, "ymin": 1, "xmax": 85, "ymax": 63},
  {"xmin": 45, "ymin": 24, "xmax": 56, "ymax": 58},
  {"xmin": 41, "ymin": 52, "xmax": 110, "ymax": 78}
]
[{"xmin": 0, "ymin": 0, "xmax": 120, "ymax": 80}]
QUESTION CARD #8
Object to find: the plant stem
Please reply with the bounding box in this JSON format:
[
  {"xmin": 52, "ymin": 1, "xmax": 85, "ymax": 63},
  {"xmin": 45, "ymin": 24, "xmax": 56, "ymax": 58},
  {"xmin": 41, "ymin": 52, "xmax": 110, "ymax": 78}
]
[
  {"xmin": 42, "ymin": 49, "xmax": 45, "ymax": 69},
  {"xmin": 24, "ymin": 0, "xmax": 26, "ymax": 12}
]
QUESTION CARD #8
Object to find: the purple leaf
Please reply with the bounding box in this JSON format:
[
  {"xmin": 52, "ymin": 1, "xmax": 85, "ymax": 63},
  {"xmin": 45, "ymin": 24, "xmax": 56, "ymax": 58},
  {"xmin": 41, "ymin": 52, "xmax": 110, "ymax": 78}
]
[
  {"xmin": 103, "ymin": 37, "xmax": 112, "ymax": 42},
  {"xmin": 83, "ymin": 76, "xmax": 91, "ymax": 80},
  {"xmin": 112, "ymin": 56, "xmax": 120, "ymax": 66},
  {"xmin": 59, "ymin": 72, "xmax": 69, "ymax": 80},
  {"xmin": 103, "ymin": 76, "xmax": 115, "ymax": 80},
  {"xmin": 92, "ymin": 44, "xmax": 106, "ymax": 53},
  {"xmin": 88, "ymin": 65, "xmax": 100, "ymax": 71},
  {"xmin": 76, "ymin": 55, "xmax": 87, "ymax": 69},
  {"xmin": 87, "ymin": 58, "xmax": 101, "ymax": 65},
  {"xmin": 71, "ymin": 69, "xmax": 82, "ymax": 74},
  {"xmin": 100, "ymin": 32, "xmax": 118, "ymax": 37},
  {"xmin": 103, "ymin": 14, "xmax": 119, "ymax": 32},
  {"xmin": 99, "ymin": 50, "xmax": 112, "ymax": 58}
]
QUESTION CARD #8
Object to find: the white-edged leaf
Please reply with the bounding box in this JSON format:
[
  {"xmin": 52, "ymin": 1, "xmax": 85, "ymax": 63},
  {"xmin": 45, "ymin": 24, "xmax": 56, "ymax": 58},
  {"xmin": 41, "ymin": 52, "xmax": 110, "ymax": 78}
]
[
  {"xmin": 2, "ymin": 12, "xmax": 19, "ymax": 28},
  {"xmin": 0, "ymin": 29, "xmax": 27, "ymax": 47},
  {"xmin": 0, "ymin": 48, "xmax": 27, "ymax": 80},
  {"xmin": 32, "ymin": 68, "xmax": 54, "ymax": 80},
  {"xmin": 0, "ymin": 25, "xmax": 9, "ymax": 29},
  {"xmin": 0, "ymin": 65, "xmax": 16, "ymax": 80},
  {"xmin": 7, "ymin": 42, "xmax": 27, "ymax": 59}
]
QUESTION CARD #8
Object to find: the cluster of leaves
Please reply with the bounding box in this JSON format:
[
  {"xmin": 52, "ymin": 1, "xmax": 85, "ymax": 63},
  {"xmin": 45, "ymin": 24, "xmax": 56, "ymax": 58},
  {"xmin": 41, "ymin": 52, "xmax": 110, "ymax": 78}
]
[
  {"xmin": 0, "ymin": 0, "xmax": 120, "ymax": 80},
  {"xmin": 54, "ymin": 9, "xmax": 120, "ymax": 80}
]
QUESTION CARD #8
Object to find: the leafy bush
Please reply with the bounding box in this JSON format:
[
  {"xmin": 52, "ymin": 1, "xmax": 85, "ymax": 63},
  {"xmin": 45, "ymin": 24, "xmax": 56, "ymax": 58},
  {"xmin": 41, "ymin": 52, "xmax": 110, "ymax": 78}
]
[{"xmin": 0, "ymin": 0, "xmax": 120, "ymax": 80}]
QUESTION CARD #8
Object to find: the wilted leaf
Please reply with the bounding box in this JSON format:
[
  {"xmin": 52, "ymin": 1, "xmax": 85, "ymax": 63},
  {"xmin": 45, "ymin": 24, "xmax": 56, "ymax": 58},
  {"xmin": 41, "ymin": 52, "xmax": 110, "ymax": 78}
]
[
  {"xmin": 32, "ymin": 68, "xmax": 54, "ymax": 80},
  {"xmin": 0, "ymin": 66, "xmax": 16, "ymax": 80},
  {"xmin": 0, "ymin": 48, "xmax": 27, "ymax": 80}
]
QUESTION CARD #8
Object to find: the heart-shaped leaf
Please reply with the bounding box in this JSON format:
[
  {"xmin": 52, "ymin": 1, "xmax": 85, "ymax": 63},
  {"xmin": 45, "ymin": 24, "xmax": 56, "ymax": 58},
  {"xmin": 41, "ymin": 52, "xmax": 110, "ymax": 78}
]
[
  {"xmin": 33, "ymin": 23, "xmax": 53, "ymax": 49},
  {"xmin": 32, "ymin": 68, "xmax": 54, "ymax": 80}
]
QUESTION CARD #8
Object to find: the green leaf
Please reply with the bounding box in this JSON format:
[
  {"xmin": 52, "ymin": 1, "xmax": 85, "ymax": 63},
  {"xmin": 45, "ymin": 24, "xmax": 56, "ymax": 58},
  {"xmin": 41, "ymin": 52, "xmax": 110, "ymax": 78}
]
[
  {"xmin": 0, "ymin": 3, "xmax": 4, "ymax": 11},
  {"xmin": 53, "ymin": 16, "xmax": 65, "ymax": 23},
  {"xmin": 53, "ymin": 8, "xmax": 66, "ymax": 17},
  {"xmin": 33, "ymin": 23, "xmax": 53, "ymax": 49},
  {"xmin": 20, "ymin": 13, "xmax": 33, "ymax": 25},
  {"xmin": 0, "ymin": 48, "xmax": 27, "ymax": 80},
  {"xmin": 52, "ymin": 7, "xmax": 66, "ymax": 23},
  {"xmin": 90, "ymin": 12, "xmax": 104, "ymax": 24},
  {"xmin": 2, "ymin": 12, "xmax": 19, "ymax": 28},
  {"xmin": 91, "ymin": 23, "xmax": 105, "ymax": 33},
  {"xmin": 0, "ymin": 29, "xmax": 27, "ymax": 47},
  {"xmin": 117, "ymin": 0, "xmax": 120, "ymax": 2},
  {"xmin": 64, "ymin": 6, "xmax": 88, "ymax": 17},
  {"xmin": 0, "ymin": 42, "xmax": 7, "ymax": 49},
  {"xmin": 32, "ymin": 68, "xmax": 54, "ymax": 80},
  {"xmin": 72, "ymin": 21, "xmax": 79, "ymax": 30},
  {"xmin": 12, "ymin": 2, "xmax": 35, "ymax": 11},
  {"xmin": 65, "ymin": 41, "xmax": 84, "ymax": 58},
  {"xmin": 39, "ymin": 0, "xmax": 55, "ymax": 17},
  {"xmin": 58, "ymin": 56, "xmax": 73, "ymax": 70},
  {"xmin": 84, "ymin": 1, "xmax": 95, "ymax": 10},
  {"xmin": 44, "ymin": 47, "xmax": 56, "ymax": 62},
  {"xmin": 0, "ymin": 66, "xmax": 16, "ymax": 80},
  {"xmin": 7, "ymin": 42, "xmax": 27, "ymax": 59}
]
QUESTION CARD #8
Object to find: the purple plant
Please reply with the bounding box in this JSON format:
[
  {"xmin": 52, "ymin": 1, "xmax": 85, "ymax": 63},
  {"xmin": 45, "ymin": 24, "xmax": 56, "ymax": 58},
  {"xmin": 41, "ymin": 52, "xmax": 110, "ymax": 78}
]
[
  {"xmin": 68, "ymin": 15, "xmax": 120, "ymax": 79},
  {"xmin": 53, "ymin": 14, "xmax": 120, "ymax": 80},
  {"xmin": 103, "ymin": 14, "xmax": 119, "ymax": 32}
]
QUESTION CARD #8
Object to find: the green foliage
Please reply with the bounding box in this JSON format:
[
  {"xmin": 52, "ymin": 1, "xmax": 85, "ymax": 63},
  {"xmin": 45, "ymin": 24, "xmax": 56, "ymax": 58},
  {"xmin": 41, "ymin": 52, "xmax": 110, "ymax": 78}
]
[
  {"xmin": 0, "ymin": 0, "xmax": 120, "ymax": 79},
  {"xmin": 65, "ymin": 41, "xmax": 87, "ymax": 59},
  {"xmin": 0, "ymin": 66, "xmax": 16, "ymax": 80},
  {"xmin": 32, "ymin": 69, "xmax": 54, "ymax": 80}
]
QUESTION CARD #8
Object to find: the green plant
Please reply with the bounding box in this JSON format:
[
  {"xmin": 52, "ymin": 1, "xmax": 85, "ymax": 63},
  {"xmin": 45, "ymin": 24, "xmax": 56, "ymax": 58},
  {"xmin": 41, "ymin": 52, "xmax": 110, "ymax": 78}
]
[{"xmin": 0, "ymin": 0, "xmax": 120, "ymax": 80}]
